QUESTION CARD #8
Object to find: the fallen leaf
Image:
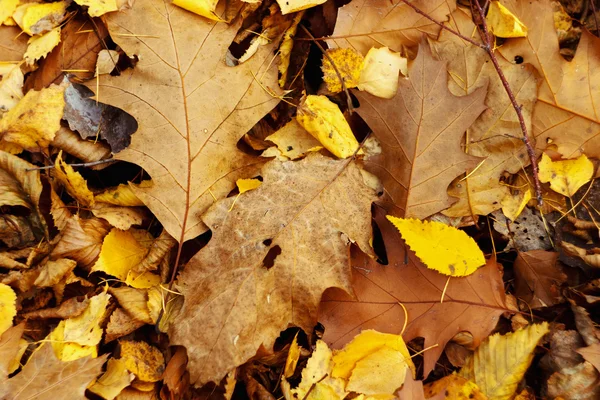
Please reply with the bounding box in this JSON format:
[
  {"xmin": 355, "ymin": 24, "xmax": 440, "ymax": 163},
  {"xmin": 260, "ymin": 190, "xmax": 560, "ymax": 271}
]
[
  {"xmin": 160, "ymin": 346, "xmax": 189, "ymax": 400},
  {"xmin": 0, "ymin": 0, "xmax": 19, "ymax": 25},
  {"xmin": 0, "ymin": 343, "xmax": 106, "ymax": 399},
  {"xmin": 95, "ymin": 182, "xmax": 148, "ymax": 207},
  {"xmin": 24, "ymin": 26, "xmax": 61, "ymax": 66},
  {"xmin": 54, "ymin": 150, "xmax": 95, "ymax": 206},
  {"xmin": 278, "ymin": 11, "xmax": 304, "ymax": 88},
  {"xmin": 513, "ymin": 250, "xmax": 566, "ymax": 308},
  {"xmin": 96, "ymin": 49, "xmax": 119, "ymax": 76},
  {"xmin": 387, "ymin": 217, "xmax": 485, "ymax": 277},
  {"xmin": 0, "ymin": 283, "xmax": 16, "ymax": 336},
  {"xmin": 75, "ymin": 0, "xmax": 118, "ymax": 17},
  {"xmin": 109, "ymin": 286, "xmax": 153, "ymax": 325},
  {"xmin": 51, "ymin": 216, "xmax": 110, "ymax": 269},
  {"xmin": 23, "ymin": 296, "xmax": 90, "ymax": 320},
  {"xmin": 578, "ymin": 344, "xmax": 600, "ymax": 372},
  {"xmin": 13, "ymin": 1, "xmax": 68, "ymax": 36},
  {"xmin": 395, "ymin": 374, "xmax": 427, "ymax": 400},
  {"xmin": 105, "ymin": 307, "xmax": 145, "ymax": 343},
  {"xmin": 236, "ymin": 178, "xmax": 262, "ymax": 193},
  {"xmin": 120, "ymin": 340, "xmax": 165, "ymax": 383},
  {"xmin": 51, "ymin": 126, "xmax": 112, "ymax": 167},
  {"xmin": 538, "ymin": 153, "xmax": 594, "ymax": 197},
  {"xmin": 170, "ymin": 154, "xmax": 377, "ymax": 385},
  {"xmin": 283, "ymin": 334, "xmax": 300, "ymax": 378},
  {"xmin": 92, "ymin": 228, "xmax": 150, "ymax": 284},
  {"xmin": 264, "ymin": 120, "xmax": 322, "ymax": 160},
  {"xmin": 356, "ymin": 42, "xmax": 486, "ymax": 219},
  {"xmin": 172, "ymin": 0, "xmax": 223, "ymax": 21},
  {"xmin": 357, "ymin": 46, "xmax": 407, "ymax": 99},
  {"xmin": 501, "ymin": 188, "xmax": 531, "ymax": 221},
  {"xmin": 33, "ymin": 258, "xmax": 77, "ymax": 287},
  {"xmin": 97, "ymin": 0, "xmax": 279, "ymax": 242},
  {"xmin": 0, "ymin": 323, "xmax": 25, "ymax": 378},
  {"xmin": 486, "ymin": 1, "xmax": 528, "ymax": 38},
  {"xmin": 492, "ymin": 207, "xmax": 552, "ymax": 252},
  {"xmin": 0, "ymin": 26, "xmax": 27, "ymax": 62},
  {"xmin": 91, "ymin": 203, "xmax": 145, "ymax": 230},
  {"xmin": 424, "ymin": 374, "xmax": 487, "ymax": 400},
  {"xmin": 89, "ymin": 358, "xmax": 135, "ymax": 400},
  {"xmin": 547, "ymin": 361, "xmax": 600, "ymax": 399},
  {"xmin": 321, "ymin": 48, "xmax": 363, "ymax": 93},
  {"xmin": 277, "ymin": 0, "xmax": 326, "ymax": 15},
  {"xmin": 0, "ymin": 64, "xmax": 23, "ymax": 113},
  {"xmin": 459, "ymin": 322, "xmax": 549, "ymax": 400}
]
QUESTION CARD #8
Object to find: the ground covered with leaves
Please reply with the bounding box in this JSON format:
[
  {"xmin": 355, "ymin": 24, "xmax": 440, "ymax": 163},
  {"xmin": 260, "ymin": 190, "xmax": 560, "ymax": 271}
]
[{"xmin": 1, "ymin": 0, "xmax": 600, "ymax": 399}]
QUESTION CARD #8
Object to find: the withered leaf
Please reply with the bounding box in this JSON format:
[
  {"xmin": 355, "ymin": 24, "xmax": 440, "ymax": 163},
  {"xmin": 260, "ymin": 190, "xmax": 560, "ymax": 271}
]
[
  {"xmin": 51, "ymin": 126, "xmax": 112, "ymax": 165},
  {"xmin": 0, "ymin": 323, "xmax": 25, "ymax": 378},
  {"xmin": 50, "ymin": 216, "xmax": 110, "ymax": 269},
  {"xmin": 105, "ymin": 308, "xmax": 145, "ymax": 344},
  {"xmin": 171, "ymin": 154, "xmax": 377, "ymax": 385},
  {"xmin": 23, "ymin": 296, "xmax": 90, "ymax": 320},
  {"xmin": 514, "ymin": 251, "xmax": 566, "ymax": 308}
]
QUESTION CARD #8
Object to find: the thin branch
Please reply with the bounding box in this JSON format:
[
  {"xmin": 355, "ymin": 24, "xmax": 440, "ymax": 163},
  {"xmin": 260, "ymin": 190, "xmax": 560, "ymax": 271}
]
[
  {"xmin": 299, "ymin": 24, "xmax": 354, "ymax": 114},
  {"xmin": 26, "ymin": 158, "xmax": 115, "ymax": 171}
]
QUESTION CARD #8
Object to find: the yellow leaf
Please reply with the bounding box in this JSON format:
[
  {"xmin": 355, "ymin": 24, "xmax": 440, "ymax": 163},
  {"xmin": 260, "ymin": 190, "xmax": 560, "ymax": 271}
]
[
  {"xmin": 172, "ymin": 0, "xmax": 223, "ymax": 21},
  {"xmin": 50, "ymin": 322, "xmax": 98, "ymax": 361},
  {"xmin": 88, "ymin": 358, "xmax": 134, "ymax": 400},
  {"xmin": 74, "ymin": 0, "xmax": 118, "ymax": 17},
  {"xmin": 296, "ymin": 95, "xmax": 359, "ymax": 159},
  {"xmin": 92, "ymin": 228, "xmax": 149, "ymax": 283},
  {"xmin": 538, "ymin": 153, "xmax": 594, "ymax": 197},
  {"xmin": 120, "ymin": 340, "xmax": 165, "ymax": 382},
  {"xmin": 13, "ymin": 1, "xmax": 68, "ymax": 36},
  {"xmin": 236, "ymin": 178, "xmax": 262, "ymax": 194},
  {"xmin": 146, "ymin": 286, "xmax": 162, "ymax": 324},
  {"xmin": 386, "ymin": 217, "xmax": 485, "ymax": 276},
  {"xmin": 358, "ymin": 47, "xmax": 407, "ymax": 99},
  {"xmin": 486, "ymin": 1, "xmax": 528, "ymax": 38},
  {"xmin": 0, "ymin": 84, "xmax": 64, "ymax": 152},
  {"xmin": 276, "ymin": 0, "xmax": 327, "ymax": 15},
  {"xmin": 24, "ymin": 27, "xmax": 61, "ymax": 66},
  {"xmin": 0, "ymin": 0, "xmax": 19, "ymax": 26},
  {"xmin": 322, "ymin": 48, "xmax": 364, "ymax": 94},
  {"xmin": 459, "ymin": 323, "xmax": 549, "ymax": 400},
  {"xmin": 278, "ymin": 12, "xmax": 304, "ymax": 87},
  {"xmin": 8, "ymin": 338, "xmax": 28, "ymax": 374},
  {"xmin": 284, "ymin": 334, "xmax": 301, "ymax": 378},
  {"xmin": 424, "ymin": 374, "xmax": 487, "ymax": 400},
  {"xmin": 0, "ymin": 283, "xmax": 17, "ymax": 336},
  {"xmin": 0, "ymin": 64, "xmax": 24, "ymax": 113},
  {"xmin": 95, "ymin": 182, "xmax": 149, "ymax": 206},
  {"xmin": 501, "ymin": 188, "xmax": 531, "ymax": 221},
  {"xmin": 54, "ymin": 150, "xmax": 95, "ymax": 206},
  {"xmin": 292, "ymin": 340, "xmax": 335, "ymax": 399},
  {"xmin": 264, "ymin": 120, "xmax": 323, "ymax": 160}
]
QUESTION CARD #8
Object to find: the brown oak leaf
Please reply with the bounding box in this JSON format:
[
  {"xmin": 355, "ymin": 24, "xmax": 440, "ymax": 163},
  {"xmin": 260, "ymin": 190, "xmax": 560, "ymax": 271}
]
[{"xmin": 514, "ymin": 250, "xmax": 566, "ymax": 308}]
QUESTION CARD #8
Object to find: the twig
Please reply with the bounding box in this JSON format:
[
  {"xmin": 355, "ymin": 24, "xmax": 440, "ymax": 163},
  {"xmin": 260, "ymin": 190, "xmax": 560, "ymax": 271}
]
[
  {"xmin": 299, "ymin": 24, "xmax": 354, "ymax": 114},
  {"xmin": 470, "ymin": 0, "xmax": 543, "ymax": 207},
  {"xmin": 26, "ymin": 158, "xmax": 115, "ymax": 171},
  {"xmin": 590, "ymin": 0, "xmax": 599, "ymax": 35}
]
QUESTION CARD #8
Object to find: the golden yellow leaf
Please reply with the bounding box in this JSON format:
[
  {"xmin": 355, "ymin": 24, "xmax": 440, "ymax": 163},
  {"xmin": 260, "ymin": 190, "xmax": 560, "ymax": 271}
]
[
  {"xmin": 24, "ymin": 27, "xmax": 61, "ymax": 66},
  {"xmin": 172, "ymin": 0, "xmax": 223, "ymax": 21},
  {"xmin": 0, "ymin": 84, "xmax": 64, "ymax": 152},
  {"xmin": 292, "ymin": 340, "xmax": 346, "ymax": 400},
  {"xmin": 296, "ymin": 95, "xmax": 359, "ymax": 159},
  {"xmin": 276, "ymin": 0, "xmax": 326, "ymax": 15},
  {"xmin": 278, "ymin": 12, "xmax": 304, "ymax": 87},
  {"xmin": 89, "ymin": 358, "xmax": 134, "ymax": 400},
  {"xmin": 424, "ymin": 374, "xmax": 487, "ymax": 400},
  {"xmin": 501, "ymin": 188, "xmax": 531, "ymax": 222},
  {"xmin": 92, "ymin": 228, "xmax": 149, "ymax": 283},
  {"xmin": 264, "ymin": 120, "xmax": 322, "ymax": 160},
  {"xmin": 95, "ymin": 182, "xmax": 148, "ymax": 207},
  {"xmin": 120, "ymin": 340, "xmax": 165, "ymax": 382},
  {"xmin": 74, "ymin": 0, "xmax": 118, "ymax": 17},
  {"xmin": 387, "ymin": 217, "xmax": 485, "ymax": 276},
  {"xmin": 322, "ymin": 48, "xmax": 363, "ymax": 94},
  {"xmin": 0, "ymin": 0, "xmax": 19, "ymax": 26},
  {"xmin": 486, "ymin": 1, "xmax": 527, "ymax": 38},
  {"xmin": 284, "ymin": 334, "xmax": 300, "ymax": 378},
  {"xmin": 0, "ymin": 283, "xmax": 17, "ymax": 336},
  {"xmin": 346, "ymin": 346, "xmax": 411, "ymax": 396},
  {"xmin": 358, "ymin": 47, "xmax": 407, "ymax": 99},
  {"xmin": 146, "ymin": 286, "xmax": 162, "ymax": 324},
  {"xmin": 0, "ymin": 64, "xmax": 23, "ymax": 113},
  {"xmin": 54, "ymin": 150, "xmax": 95, "ymax": 206},
  {"xmin": 538, "ymin": 153, "xmax": 593, "ymax": 197},
  {"xmin": 459, "ymin": 323, "xmax": 549, "ymax": 400},
  {"xmin": 236, "ymin": 178, "xmax": 262, "ymax": 194},
  {"xmin": 13, "ymin": 1, "xmax": 68, "ymax": 36},
  {"xmin": 8, "ymin": 337, "xmax": 28, "ymax": 374}
]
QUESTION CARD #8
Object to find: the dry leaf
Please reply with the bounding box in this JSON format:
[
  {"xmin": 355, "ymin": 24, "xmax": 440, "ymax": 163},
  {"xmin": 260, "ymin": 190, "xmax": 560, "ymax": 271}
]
[
  {"xmin": 24, "ymin": 27, "xmax": 61, "ymax": 66},
  {"xmin": 514, "ymin": 250, "xmax": 566, "ymax": 308},
  {"xmin": 264, "ymin": 120, "xmax": 322, "ymax": 160},
  {"xmin": 89, "ymin": 358, "xmax": 135, "ymax": 400},
  {"xmin": 160, "ymin": 346, "xmax": 189, "ymax": 400},
  {"xmin": 0, "ymin": 26, "xmax": 27, "ymax": 62},
  {"xmin": 424, "ymin": 374, "xmax": 487, "ymax": 400},
  {"xmin": 54, "ymin": 150, "xmax": 96, "ymax": 206},
  {"xmin": 96, "ymin": 49, "xmax": 119, "ymax": 76},
  {"xmin": 109, "ymin": 286, "xmax": 153, "ymax": 324},
  {"xmin": 51, "ymin": 126, "xmax": 112, "ymax": 166},
  {"xmin": 91, "ymin": 203, "xmax": 145, "ymax": 230},
  {"xmin": 276, "ymin": 0, "xmax": 326, "ymax": 15},
  {"xmin": 356, "ymin": 42, "xmax": 486, "ymax": 219},
  {"xmin": 0, "ymin": 65, "xmax": 23, "ymax": 113},
  {"xmin": 170, "ymin": 154, "xmax": 377, "ymax": 385},
  {"xmin": 23, "ymin": 296, "xmax": 90, "ymax": 320},
  {"xmin": 321, "ymin": 48, "xmax": 363, "ymax": 93},
  {"xmin": 51, "ymin": 216, "xmax": 110, "ymax": 269},
  {"xmin": 95, "ymin": 182, "xmax": 148, "ymax": 207},
  {"xmin": 357, "ymin": 46, "xmax": 407, "ymax": 99},
  {"xmin": 13, "ymin": 1, "xmax": 68, "ymax": 36},
  {"xmin": 33, "ymin": 258, "xmax": 77, "ymax": 287},
  {"xmin": 578, "ymin": 344, "xmax": 600, "ymax": 373},
  {"xmin": 546, "ymin": 361, "xmax": 600, "ymax": 399},
  {"xmin": 0, "ymin": 323, "xmax": 25, "ymax": 378},
  {"xmin": 105, "ymin": 308, "xmax": 145, "ymax": 343},
  {"xmin": 74, "ymin": 0, "xmax": 118, "ymax": 17},
  {"xmin": 120, "ymin": 340, "xmax": 165, "ymax": 383}
]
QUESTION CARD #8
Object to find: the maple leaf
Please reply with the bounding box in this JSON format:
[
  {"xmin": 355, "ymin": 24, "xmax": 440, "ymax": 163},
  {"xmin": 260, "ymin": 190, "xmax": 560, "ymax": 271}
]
[
  {"xmin": 95, "ymin": 0, "xmax": 280, "ymax": 243},
  {"xmin": 170, "ymin": 154, "xmax": 377, "ymax": 385},
  {"xmin": 498, "ymin": 0, "xmax": 600, "ymax": 159},
  {"xmin": 356, "ymin": 42, "xmax": 486, "ymax": 219},
  {"xmin": 319, "ymin": 206, "xmax": 509, "ymax": 376}
]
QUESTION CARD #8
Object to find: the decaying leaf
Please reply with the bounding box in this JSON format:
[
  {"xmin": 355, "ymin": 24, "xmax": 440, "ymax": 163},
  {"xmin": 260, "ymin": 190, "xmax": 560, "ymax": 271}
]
[
  {"xmin": 51, "ymin": 126, "xmax": 112, "ymax": 165},
  {"xmin": 321, "ymin": 48, "xmax": 363, "ymax": 93},
  {"xmin": 513, "ymin": 250, "xmax": 566, "ymax": 308},
  {"xmin": 54, "ymin": 150, "xmax": 95, "ymax": 206},
  {"xmin": 424, "ymin": 374, "xmax": 487, "ymax": 400},
  {"xmin": 120, "ymin": 340, "xmax": 165, "ymax": 383},
  {"xmin": 578, "ymin": 344, "xmax": 600, "ymax": 373},
  {"xmin": 0, "ymin": 64, "xmax": 24, "ymax": 113},
  {"xmin": 357, "ymin": 46, "xmax": 407, "ymax": 99},
  {"xmin": 91, "ymin": 203, "xmax": 145, "ymax": 230},
  {"xmin": 51, "ymin": 216, "xmax": 110, "ymax": 269},
  {"xmin": 96, "ymin": 49, "xmax": 119, "ymax": 76},
  {"xmin": 13, "ymin": 1, "xmax": 68, "ymax": 36},
  {"xmin": 95, "ymin": 182, "xmax": 148, "ymax": 207},
  {"xmin": 264, "ymin": 120, "xmax": 322, "ymax": 160},
  {"xmin": 105, "ymin": 307, "xmax": 145, "ymax": 343},
  {"xmin": 0, "ymin": 323, "xmax": 25, "ymax": 378},
  {"xmin": 74, "ymin": 0, "xmax": 118, "ymax": 17}
]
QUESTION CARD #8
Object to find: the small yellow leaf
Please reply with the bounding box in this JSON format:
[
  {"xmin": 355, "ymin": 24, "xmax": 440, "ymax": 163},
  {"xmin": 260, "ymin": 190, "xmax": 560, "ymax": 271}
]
[
  {"xmin": 276, "ymin": 0, "xmax": 327, "ymax": 15},
  {"xmin": 538, "ymin": 153, "xmax": 594, "ymax": 197},
  {"xmin": 0, "ymin": 0, "xmax": 19, "ymax": 26},
  {"xmin": 292, "ymin": 340, "xmax": 334, "ymax": 399},
  {"xmin": 8, "ymin": 338, "xmax": 29, "ymax": 374},
  {"xmin": 146, "ymin": 286, "xmax": 162, "ymax": 324},
  {"xmin": 0, "ymin": 84, "xmax": 65, "ymax": 152},
  {"xmin": 386, "ymin": 217, "xmax": 485, "ymax": 276},
  {"xmin": 0, "ymin": 65, "xmax": 24, "ymax": 113},
  {"xmin": 265, "ymin": 120, "xmax": 322, "ymax": 160},
  {"xmin": 54, "ymin": 150, "xmax": 95, "ymax": 206},
  {"xmin": 358, "ymin": 47, "xmax": 407, "ymax": 99},
  {"xmin": 501, "ymin": 188, "xmax": 531, "ymax": 222},
  {"xmin": 322, "ymin": 48, "xmax": 364, "ymax": 94},
  {"xmin": 24, "ymin": 27, "xmax": 61, "ymax": 66},
  {"xmin": 486, "ymin": 1, "xmax": 528, "ymax": 38},
  {"xmin": 92, "ymin": 228, "xmax": 149, "ymax": 283},
  {"xmin": 459, "ymin": 322, "xmax": 549, "ymax": 400},
  {"xmin": 172, "ymin": 0, "xmax": 223, "ymax": 21},
  {"xmin": 284, "ymin": 334, "xmax": 300, "ymax": 378},
  {"xmin": 0, "ymin": 283, "xmax": 17, "ymax": 336},
  {"xmin": 74, "ymin": 0, "xmax": 118, "ymax": 17},
  {"xmin": 424, "ymin": 374, "xmax": 487, "ymax": 400},
  {"xmin": 50, "ymin": 322, "xmax": 98, "ymax": 361},
  {"xmin": 296, "ymin": 95, "xmax": 359, "ymax": 159},
  {"xmin": 278, "ymin": 12, "xmax": 303, "ymax": 88},
  {"xmin": 236, "ymin": 178, "xmax": 262, "ymax": 194},
  {"xmin": 120, "ymin": 340, "xmax": 165, "ymax": 382},
  {"xmin": 13, "ymin": 1, "xmax": 68, "ymax": 36},
  {"xmin": 95, "ymin": 182, "xmax": 149, "ymax": 206},
  {"xmin": 88, "ymin": 358, "xmax": 134, "ymax": 400}
]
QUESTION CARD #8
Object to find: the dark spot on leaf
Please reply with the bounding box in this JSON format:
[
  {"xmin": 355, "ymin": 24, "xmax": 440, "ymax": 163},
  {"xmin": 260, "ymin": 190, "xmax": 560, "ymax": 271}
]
[
  {"xmin": 262, "ymin": 245, "xmax": 281, "ymax": 269},
  {"xmin": 514, "ymin": 55, "xmax": 524, "ymax": 64},
  {"xmin": 263, "ymin": 238, "xmax": 272, "ymax": 246}
]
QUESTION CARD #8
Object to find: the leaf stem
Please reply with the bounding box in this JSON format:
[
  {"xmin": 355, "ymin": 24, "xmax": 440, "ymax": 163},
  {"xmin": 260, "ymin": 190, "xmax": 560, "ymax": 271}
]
[{"xmin": 26, "ymin": 158, "xmax": 114, "ymax": 171}]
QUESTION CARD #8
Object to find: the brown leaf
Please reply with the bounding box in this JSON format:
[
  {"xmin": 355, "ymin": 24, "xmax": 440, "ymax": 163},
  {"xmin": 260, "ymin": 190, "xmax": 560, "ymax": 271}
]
[
  {"xmin": 23, "ymin": 297, "xmax": 90, "ymax": 320},
  {"xmin": 514, "ymin": 250, "xmax": 566, "ymax": 308},
  {"xmin": 0, "ymin": 26, "xmax": 28, "ymax": 62},
  {"xmin": 356, "ymin": 42, "xmax": 486, "ymax": 219},
  {"xmin": 571, "ymin": 301, "xmax": 600, "ymax": 346},
  {"xmin": 50, "ymin": 216, "xmax": 110, "ymax": 269},
  {"xmin": 0, "ymin": 323, "xmax": 25, "ymax": 378},
  {"xmin": 578, "ymin": 344, "xmax": 600, "ymax": 373},
  {"xmin": 0, "ymin": 343, "xmax": 106, "ymax": 399},
  {"xmin": 547, "ymin": 362, "xmax": 600, "ymax": 399},
  {"xmin": 170, "ymin": 154, "xmax": 377, "ymax": 385},
  {"xmin": 319, "ymin": 206, "xmax": 508, "ymax": 376},
  {"xmin": 109, "ymin": 286, "xmax": 153, "ymax": 324},
  {"xmin": 160, "ymin": 346, "xmax": 190, "ymax": 400},
  {"xmin": 395, "ymin": 374, "xmax": 427, "ymax": 400},
  {"xmin": 91, "ymin": 203, "xmax": 146, "ymax": 230},
  {"xmin": 94, "ymin": 0, "xmax": 280, "ymax": 242},
  {"xmin": 51, "ymin": 126, "xmax": 112, "ymax": 165},
  {"xmin": 33, "ymin": 258, "xmax": 77, "ymax": 287},
  {"xmin": 132, "ymin": 229, "xmax": 176, "ymax": 276},
  {"xmin": 105, "ymin": 308, "xmax": 145, "ymax": 343}
]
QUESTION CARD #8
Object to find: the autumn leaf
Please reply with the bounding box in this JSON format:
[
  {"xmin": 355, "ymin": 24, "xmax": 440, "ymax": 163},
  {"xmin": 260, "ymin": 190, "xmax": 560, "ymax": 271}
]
[
  {"xmin": 88, "ymin": 358, "xmax": 134, "ymax": 400},
  {"xmin": 94, "ymin": 0, "xmax": 280, "ymax": 243},
  {"xmin": 577, "ymin": 344, "xmax": 600, "ymax": 373},
  {"xmin": 0, "ymin": 323, "xmax": 25, "ymax": 378},
  {"xmin": 356, "ymin": 42, "xmax": 486, "ymax": 219},
  {"xmin": 424, "ymin": 374, "xmax": 487, "ymax": 400},
  {"xmin": 486, "ymin": 1, "xmax": 528, "ymax": 38},
  {"xmin": 538, "ymin": 153, "xmax": 594, "ymax": 196},
  {"xmin": 358, "ymin": 47, "xmax": 407, "ymax": 99},
  {"xmin": 170, "ymin": 154, "xmax": 377, "ymax": 385},
  {"xmin": 0, "ymin": 283, "xmax": 16, "ymax": 336},
  {"xmin": 513, "ymin": 250, "xmax": 566, "ymax": 308},
  {"xmin": 119, "ymin": 340, "xmax": 165, "ymax": 383}
]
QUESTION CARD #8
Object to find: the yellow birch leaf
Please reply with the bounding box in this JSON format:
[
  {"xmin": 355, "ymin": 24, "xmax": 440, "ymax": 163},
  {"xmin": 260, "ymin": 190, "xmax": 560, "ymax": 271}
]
[
  {"xmin": 120, "ymin": 340, "xmax": 165, "ymax": 382},
  {"xmin": 95, "ymin": 182, "xmax": 149, "ymax": 206},
  {"xmin": 146, "ymin": 286, "xmax": 162, "ymax": 323},
  {"xmin": 54, "ymin": 150, "xmax": 95, "ymax": 206},
  {"xmin": 24, "ymin": 27, "xmax": 61, "ymax": 66},
  {"xmin": 172, "ymin": 0, "xmax": 223, "ymax": 22},
  {"xmin": 92, "ymin": 228, "xmax": 149, "ymax": 283},
  {"xmin": 14, "ymin": 1, "xmax": 68, "ymax": 35},
  {"xmin": 0, "ymin": 0, "xmax": 19, "ymax": 26},
  {"xmin": 292, "ymin": 340, "xmax": 334, "ymax": 399},
  {"xmin": 0, "ymin": 64, "xmax": 24, "ymax": 113},
  {"xmin": 321, "ymin": 48, "xmax": 363, "ymax": 94},
  {"xmin": 459, "ymin": 322, "xmax": 549, "ymax": 400},
  {"xmin": 296, "ymin": 95, "xmax": 359, "ymax": 159},
  {"xmin": 501, "ymin": 188, "xmax": 531, "ymax": 222},
  {"xmin": 284, "ymin": 334, "xmax": 300, "ymax": 378},
  {"xmin": 0, "ymin": 84, "xmax": 64, "ymax": 152},
  {"xmin": 386, "ymin": 216, "xmax": 485, "ymax": 277},
  {"xmin": 236, "ymin": 178, "xmax": 262, "ymax": 194},
  {"xmin": 264, "ymin": 120, "xmax": 322, "ymax": 160},
  {"xmin": 8, "ymin": 338, "xmax": 28, "ymax": 374},
  {"xmin": 424, "ymin": 374, "xmax": 487, "ymax": 400},
  {"xmin": 50, "ymin": 322, "xmax": 98, "ymax": 361},
  {"xmin": 358, "ymin": 47, "xmax": 407, "ymax": 99},
  {"xmin": 89, "ymin": 358, "xmax": 134, "ymax": 400},
  {"xmin": 538, "ymin": 153, "xmax": 593, "ymax": 197},
  {"xmin": 74, "ymin": 0, "xmax": 118, "ymax": 17},
  {"xmin": 0, "ymin": 283, "xmax": 17, "ymax": 336},
  {"xmin": 276, "ymin": 0, "xmax": 327, "ymax": 15},
  {"xmin": 486, "ymin": 1, "xmax": 527, "ymax": 38}
]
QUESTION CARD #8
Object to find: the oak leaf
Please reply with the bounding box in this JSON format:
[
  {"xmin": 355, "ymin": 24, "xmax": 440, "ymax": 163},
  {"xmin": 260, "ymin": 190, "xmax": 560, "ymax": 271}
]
[
  {"xmin": 514, "ymin": 250, "xmax": 566, "ymax": 308},
  {"xmin": 170, "ymin": 154, "xmax": 377, "ymax": 385},
  {"xmin": 356, "ymin": 42, "xmax": 486, "ymax": 219},
  {"xmin": 96, "ymin": 0, "xmax": 280, "ymax": 242}
]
